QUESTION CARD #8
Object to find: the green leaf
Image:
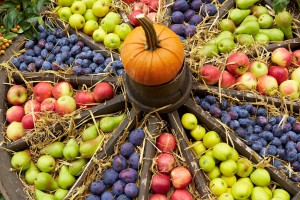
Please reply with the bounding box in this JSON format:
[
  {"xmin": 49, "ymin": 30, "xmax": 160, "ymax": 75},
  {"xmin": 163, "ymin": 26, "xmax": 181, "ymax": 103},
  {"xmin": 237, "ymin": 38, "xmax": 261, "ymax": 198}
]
[
  {"xmin": 271, "ymin": 0, "xmax": 289, "ymax": 13},
  {"xmin": 3, "ymin": 7, "xmax": 18, "ymax": 30},
  {"xmin": 37, "ymin": 0, "xmax": 45, "ymax": 12},
  {"xmin": 19, "ymin": 21, "xmax": 31, "ymax": 31},
  {"xmin": 4, "ymin": 32, "xmax": 18, "ymax": 39}
]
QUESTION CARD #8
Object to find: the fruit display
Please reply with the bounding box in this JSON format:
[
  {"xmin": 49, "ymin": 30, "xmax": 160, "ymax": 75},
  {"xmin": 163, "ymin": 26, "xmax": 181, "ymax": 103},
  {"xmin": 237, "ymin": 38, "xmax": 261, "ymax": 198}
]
[
  {"xmin": 180, "ymin": 111, "xmax": 292, "ymax": 199},
  {"xmin": 9, "ymin": 25, "xmax": 124, "ymax": 75},
  {"xmin": 56, "ymin": 0, "xmax": 132, "ymax": 50}
]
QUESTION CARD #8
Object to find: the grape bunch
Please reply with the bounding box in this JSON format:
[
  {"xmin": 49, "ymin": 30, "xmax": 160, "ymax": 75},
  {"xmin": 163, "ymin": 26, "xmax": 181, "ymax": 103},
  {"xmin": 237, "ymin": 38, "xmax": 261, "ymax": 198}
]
[
  {"xmin": 195, "ymin": 94, "xmax": 300, "ymax": 182},
  {"xmin": 10, "ymin": 25, "xmax": 124, "ymax": 75},
  {"xmin": 86, "ymin": 129, "xmax": 145, "ymax": 200}
]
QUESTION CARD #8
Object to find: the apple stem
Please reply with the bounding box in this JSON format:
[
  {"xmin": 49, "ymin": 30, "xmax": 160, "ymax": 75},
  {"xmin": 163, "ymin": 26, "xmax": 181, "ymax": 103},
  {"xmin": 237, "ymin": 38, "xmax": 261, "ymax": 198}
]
[{"xmin": 136, "ymin": 14, "xmax": 160, "ymax": 51}]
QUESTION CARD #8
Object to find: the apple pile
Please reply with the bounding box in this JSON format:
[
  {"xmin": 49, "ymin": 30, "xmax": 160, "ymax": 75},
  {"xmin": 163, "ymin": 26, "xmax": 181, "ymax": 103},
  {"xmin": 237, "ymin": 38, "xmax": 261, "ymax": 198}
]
[
  {"xmin": 56, "ymin": 0, "xmax": 132, "ymax": 50},
  {"xmin": 196, "ymin": 94, "xmax": 300, "ymax": 182},
  {"xmin": 5, "ymin": 81, "xmax": 114, "ymax": 142},
  {"xmin": 86, "ymin": 128, "xmax": 145, "ymax": 200},
  {"xmin": 181, "ymin": 112, "xmax": 291, "ymax": 199},
  {"xmin": 200, "ymin": 48, "xmax": 300, "ymax": 99}
]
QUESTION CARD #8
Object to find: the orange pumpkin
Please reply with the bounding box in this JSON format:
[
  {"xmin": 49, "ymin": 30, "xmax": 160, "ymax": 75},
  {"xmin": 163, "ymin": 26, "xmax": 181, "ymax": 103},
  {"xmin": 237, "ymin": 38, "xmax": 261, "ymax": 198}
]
[{"xmin": 120, "ymin": 14, "xmax": 185, "ymax": 86}]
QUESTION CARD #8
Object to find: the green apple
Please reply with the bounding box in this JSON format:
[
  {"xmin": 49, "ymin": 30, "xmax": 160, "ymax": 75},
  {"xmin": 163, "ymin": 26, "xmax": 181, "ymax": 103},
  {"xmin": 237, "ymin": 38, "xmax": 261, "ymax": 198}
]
[
  {"xmin": 101, "ymin": 17, "xmax": 116, "ymax": 33},
  {"xmin": 69, "ymin": 14, "xmax": 85, "ymax": 30},
  {"xmin": 83, "ymin": 20, "xmax": 99, "ymax": 35},
  {"xmin": 238, "ymin": 177, "xmax": 253, "ymax": 188},
  {"xmin": 189, "ymin": 125, "xmax": 206, "ymax": 141},
  {"xmin": 251, "ymin": 187, "xmax": 270, "ymax": 200},
  {"xmin": 272, "ymin": 189, "xmax": 290, "ymax": 200},
  {"xmin": 103, "ymin": 33, "xmax": 121, "ymax": 49},
  {"xmin": 105, "ymin": 11, "xmax": 121, "ymax": 25},
  {"xmin": 231, "ymin": 178, "xmax": 252, "ymax": 199},
  {"xmin": 92, "ymin": 0, "xmax": 110, "ymax": 17},
  {"xmin": 221, "ymin": 175, "xmax": 237, "ymax": 187},
  {"xmin": 248, "ymin": 61, "xmax": 268, "ymax": 79},
  {"xmin": 84, "ymin": 9, "xmax": 99, "ymax": 21},
  {"xmin": 220, "ymin": 159, "xmax": 237, "ymax": 176},
  {"xmin": 181, "ymin": 113, "xmax": 198, "ymax": 130},
  {"xmin": 207, "ymin": 166, "xmax": 221, "ymax": 180},
  {"xmin": 37, "ymin": 155, "xmax": 56, "ymax": 173},
  {"xmin": 236, "ymin": 157, "xmax": 253, "ymax": 178},
  {"xmin": 70, "ymin": 1, "xmax": 86, "ymax": 15},
  {"xmin": 226, "ymin": 188, "xmax": 232, "ymax": 195},
  {"xmin": 82, "ymin": 0, "xmax": 96, "ymax": 8},
  {"xmin": 217, "ymin": 38, "xmax": 236, "ymax": 54},
  {"xmin": 114, "ymin": 23, "xmax": 132, "ymax": 40},
  {"xmin": 199, "ymin": 155, "xmax": 215, "ymax": 172},
  {"xmin": 258, "ymin": 14, "xmax": 273, "ymax": 29},
  {"xmin": 218, "ymin": 193, "xmax": 234, "ymax": 200},
  {"xmin": 212, "ymin": 142, "xmax": 232, "ymax": 161},
  {"xmin": 117, "ymin": 41, "xmax": 124, "ymax": 53},
  {"xmin": 229, "ymin": 148, "xmax": 239, "ymax": 161},
  {"xmin": 58, "ymin": 7, "xmax": 72, "ymax": 21},
  {"xmin": 263, "ymin": 187, "xmax": 272, "ymax": 199},
  {"xmin": 250, "ymin": 168, "xmax": 271, "ymax": 187},
  {"xmin": 58, "ymin": 0, "xmax": 74, "ymax": 7},
  {"xmin": 202, "ymin": 131, "xmax": 221, "ymax": 148},
  {"xmin": 93, "ymin": 27, "xmax": 106, "ymax": 42},
  {"xmin": 209, "ymin": 178, "xmax": 227, "ymax": 196},
  {"xmin": 192, "ymin": 141, "xmax": 206, "ymax": 155}
]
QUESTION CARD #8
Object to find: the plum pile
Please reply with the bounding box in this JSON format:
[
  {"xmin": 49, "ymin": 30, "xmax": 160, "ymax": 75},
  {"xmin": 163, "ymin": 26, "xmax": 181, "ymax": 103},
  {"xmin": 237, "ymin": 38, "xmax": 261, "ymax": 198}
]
[
  {"xmin": 10, "ymin": 25, "xmax": 124, "ymax": 75},
  {"xmin": 86, "ymin": 128, "xmax": 145, "ymax": 200},
  {"xmin": 195, "ymin": 94, "xmax": 300, "ymax": 182},
  {"xmin": 170, "ymin": 0, "xmax": 222, "ymax": 39}
]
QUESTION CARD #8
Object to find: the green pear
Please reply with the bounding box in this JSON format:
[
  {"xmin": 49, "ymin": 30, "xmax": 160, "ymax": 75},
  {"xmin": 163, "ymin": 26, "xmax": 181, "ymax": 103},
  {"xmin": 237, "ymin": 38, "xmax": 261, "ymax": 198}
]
[
  {"xmin": 34, "ymin": 172, "xmax": 58, "ymax": 191},
  {"xmin": 228, "ymin": 8, "xmax": 251, "ymax": 25},
  {"xmin": 99, "ymin": 113, "xmax": 126, "ymax": 133},
  {"xmin": 219, "ymin": 19, "xmax": 236, "ymax": 33},
  {"xmin": 35, "ymin": 189, "xmax": 56, "ymax": 200},
  {"xmin": 216, "ymin": 31, "xmax": 235, "ymax": 42},
  {"xmin": 63, "ymin": 138, "xmax": 80, "ymax": 161},
  {"xmin": 236, "ymin": 0, "xmax": 260, "ymax": 9},
  {"xmin": 240, "ymin": 15, "xmax": 257, "ymax": 26},
  {"xmin": 11, "ymin": 150, "xmax": 31, "ymax": 171},
  {"xmin": 69, "ymin": 158, "xmax": 89, "ymax": 176},
  {"xmin": 82, "ymin": 124, "xmax": 99, "ymax": 142},
  {"xmin": 58, "ymin": 165, "xmax": 76, "ymax": 189},
  {"xmin": 235, "ymin": 34, "xmax": 254, "ymax": 46},
  {"xmin": 258, "ymin": 14, "xmax": 273, "ymax": 29},
  {"xmin": 234, "ymin": 20, "xmax": 260, "ymax": 35},
  {"xmin": 275, "ymin": 10, "xmax": 293, "ymax": 39},
  {"xmin": 258, "ymin": 28, "xmax": 284, "ymax": 41},
  {"xmin": 25, "ymin": 162, "xmax": 40, "ymax": 185},
  {"xmin": 251, "ymin": 5, "xmax": 269, "ymax": 17},
  {"xmin": 79, "ymin": 135, "xmax": 104, "ymax": 158},
  {"xmin": 196, "ymin": 43, "xmax": 219, "ymax": 59},
  {"xmin": 37, "ymin": 155, "xmax": 56, "ymax": 173},
  {"xmin": 251, "ymin": 187, "xmax": 271, "ymax": 200},
  {"xmin": 54, "ymin": 188, "xmax": 69, "ymax": 200},
  {"xmin": 254, "ymin": 33, "xmax": 269, "ymax": 44},
  {"xmin": 217, "ymin": 38, "xmax": 236, "ymax": 53},
  {"xmin": 40, "ymin": 142, "xmax": 65, "ymax": 158}
]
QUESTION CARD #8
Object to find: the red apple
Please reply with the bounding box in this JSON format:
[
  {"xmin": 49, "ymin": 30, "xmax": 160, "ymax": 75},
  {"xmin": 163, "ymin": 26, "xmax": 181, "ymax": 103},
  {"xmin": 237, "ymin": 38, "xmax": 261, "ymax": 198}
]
[
  {"xmin": 271, "ymin": 47, "xmax": 292, "ymax": 68},
  {"xmin": 248, "ymin": 61, "xmax": 268, "ymax": 78},
  {"xmin": 6, "ymin": 106, "xmax": 25, "ymax": 123},
  {"xmin": 75, "ymin": 91, "xmax": 95, "ymax": 108},
  {"xmin": 170, "ymin": 189, "xmax": 193, "ymax": 200},
  {"xmin": 140, "ymin": 0, "xmax": 150, "ymax": 5},
  {"xmin": 220, "ymin": 70, "xmax": 236, "ymax": 88},
  {"xmin": 149, "ymin": 194, "xmax": 168, "ymax": 200},
  {"xmin": 92, "ymin": 82, "xmax": 114, "ymax": 103},
  {"xmin": 236, "ymin": 72, "xmax": 257, "ymax": 91},
  {"xmin": 52, "ymin": 81, "xmax": 74, "ymax": 99},
  {"xmin": 150, "ymin": 173, "xmax": 171, "ymax": 194},
  {"xmin": 170, "ymin": 167, "xmax": 192, "ymax": 189},
  {"xmin": 133, "ymin": 2, "xmax": 149, "ymax": 14},
  {"xmin": 148, "ymin": 0, "xmax": 163, "ymax": 12},
  {"xmin": 54, "ymin": 96, "xmax": 77, "ymax": 115},
  {"xmin": 41, "ymin": 98, "xmax": 57, "ymax": 111},
  {"xmin": 199, "ymin": 65, "xmax": 221, "ymax": 85},
  {"xmin": 122, "ymin": 0, "xmax": 135, "ymax": 4},
  {"xmin": 268, "ymin": 65, "xmax": 289, "ymax": 84},
  {"xmin": 156, "ymin": 132, "xmax": 176, "ymax": 153},
  {"xmin": 6, "ymin": 121, "xmax": 24, "ymax": 141},
  {"xmin": 129, "ymin": 10, "xmax": 144, "ymax": 26},
  {"xmin": 22, "ymin": 113, "xmax": 39, "ymax": 129},
  {"xmin": 226, "ymin": 52, "xmax": 250, "ymax": 76},
  {"xmin": 291, "ymin": 67, "xmax": 300, "ymax": 84},
  {"xmin": 24, "ymin": 99, "xmax": 41, "ymax": 114},
  {"xmin": 279, "ymin": 80, "xmax": 300, "ymax": 99},
  {"xmin": 156, "ymin": 153, "xmax": 175, "ymax": 173},
  {"xmin": 293, "ymin": 49, "xmax": 300, "ymax": 66},
  {"xmin": 147, "ymin": 12, "xmax": 157, "ymax": 23},
  {"xmin": 257, "ymin": 75, "xmax": 278, "ymax": 96},
  {"xmin": 33, "ymin": 82, "xmax": 53, "ymax": 103},
  {"xmin": 7, "ymin": 85, "xmax": 28, "ymax": 106}
]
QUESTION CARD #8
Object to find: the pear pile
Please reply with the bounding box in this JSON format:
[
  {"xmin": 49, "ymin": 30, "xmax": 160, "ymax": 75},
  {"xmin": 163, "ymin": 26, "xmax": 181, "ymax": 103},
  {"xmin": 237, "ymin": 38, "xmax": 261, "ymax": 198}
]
[{"xmin": 10, "ymin": 113, "xmax": 125, "ymax": 200}]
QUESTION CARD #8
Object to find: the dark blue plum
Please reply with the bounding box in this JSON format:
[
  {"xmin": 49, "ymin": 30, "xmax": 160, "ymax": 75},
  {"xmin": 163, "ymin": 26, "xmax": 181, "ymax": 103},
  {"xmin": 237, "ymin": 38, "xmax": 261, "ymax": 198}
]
[
  {"xmin": 38, "ymin": 39, "xmax": 46, "ymax": 48},
  {"xmin": 291, "ymin": 173, "xmax": 300, "ymax": 182},
  {"xmin": 245, "ymin": 134, "xmax": 259, "ymax": 146},
  {"xmin": 272, "ymin": 125, "xmax": 283, "ymax": 137},
  {"xmin": 93, "ymin": 53, "xmax": 105, "ymax": 64},
  {"xmin": 51, "ymin": 62, "xmax": 60, "ymax": 71},
  {"xmin": 58, "ymin": 37, "xmax": 69, "ymax": 46},
  {"xmin": 24, "ymin": 56, "xmax": 34, "ymax": 64},
  {"xmin": 19, "ymin": 62, "xmax": 27, "ymax": 71},
  {"xmin": 237, "ymin": 109, "xmax": 249, "ymax": 118},
  {"xmin": 259, "ymin": 147, "xmax": 267, "ymax": 157},
  {"xmin": 292, "ymin": 161, "xmax": 300, "ymax": 171},
  {"xmin": 296, "ymin": 142, "xmax": 300, "ymax": 152},
  {"xmin": 112, "ymin": 60, "xmax": 123, "ymax": 69},
  {"xmin": 227, "ymin": 110, "xmax": 238, "ymax": 120},
  {"xmin": 258, "ymin": 138, "xmax": 267, "ymax": 147},
  {"xmin": 82, "ymin": 59, "xmax": 91, "ymax": 68},
  {"xmin": 113, "ymin": 155, "xmax": 127, "ymax": 172},
  {"xmin": 27, "ymin": 63, "xmax": 36, "ymax": 72},
  {"xmin": 33, "ymin": 45, "xmax": 42, "ymax": 55},
  {"xmin": 95, "ymin": 67, "xmax": 104, "ymax": 74},
  {"xmin": 220, "ymin": 99, "xmax": 229, "ymax": 110},
  {"xmin": 287, "ymin": 116, "xmax": 296, "ymax": 124},
  {"xmin": 271, "ymin": 137, "xmax": 281, "ymax": 147},
  {"xmin": 119, "ymin": 168, "xmax": 138, "ymax": 183},
  {"xmin": 286, "ymin": 141, "xmax": 296, "ymax": 150},
  {"xmin": 70, "ymin": 45, "xmax": 81, "ymax": 56},
  {"xmin": 278, "ymin": 148, "xmax": 286, "ymax": 160},
  {"xmin": 112, "ymin": 180, "xmax": 126, "ymax": 196},
  {"xmin": 235, "ymin": 127, "xmax": 247, "ymax": 138},
  {"xmin": 201, "ymin": 4, "xmax": 217, "ymax": 16},
  {"xmin": 117, "ymin": 69, "xmax": 125, "ymax": 75},
  {"xmin": 276, "ymin": 116, "xmax": 283, "ymax": 124},
  {"xmin": 24, "ymin": 49, "xmax": 35, "ymax": 57},
  {"xmin": 104, "ymin": 65, "xmax": 117, "ymax": 74},
  {"xmin": 74, "ymin": 58, "xmax": 83, "ymax": 66},
  {"xmin": 245, "ymin": 126, "xmax": 254, "ymax": 135},
  {"xmin": 25, "ymin": 41, "xmax": 35, "ymax": 49},
  {"xmin": 193, "ymin": 96, "xmax": 201, "ymax": 105},
  {"xmin": 283, "ymin": 122, "xmax": 292, "ymax": 133},
  {"xmin": 266, "ymin": 145, "xmax": 277, "ymax": 156},
  {"xmin": 170, "ymin": 24, "xmax": 186, "ymax": 36},
  {"xmin": 129, "ymin": 129, "xmax": 145, "ymax": 146},
  {"xmin": 90, "ymin": 180, "xmax": 106, "ymax": 195},
  {"xmin": 251, "ymin": 142, "xmax": 262, "ymax": 151},
  {"xmin": 263, "ymin": 123, "xmax": 272, "ymax": 131},
  {"xmin": 104, "ymin": 58, "xmax": 113, "ymax": 66},
  {"xmin": 188, "ymin": 15, "xmax": 203, "ymax": 26},
  {"xmin": 77, "ymin": 40, "xmax": 85, "ymax": 48},
  {"xmin": 184, "ymin": 9, "xmax": 195, "ymax": 22},
  {"xmin": 243, "ymin": 104, "xmax": 253, "ymax": 112},
  {"xmin": 37, "ymin": 25, "xmax": 46, "ymax": 32},
  {"xmin": 273, "ymin": 158, "xmax": 284, "ymax": 168},
  {"xmin": 38, "ymin": 31, "xmax": 47, "ymax": 39},
  {"xmin": 287, "ymin": 131, "xmax": 297, "ymax": 141},
  {"xmin": 259, "ymin": 131, "xmax": 274, "ymax": 141},
  {"xmin": 280, "ymin": 134, "xmax": 289, "ymax": 145},
  {"xmin": 190, "ymin": 0, "xmax": 202, "ymax": 11},
  {"xmin": 82, "ymin": 46, "xmax": 91, "ymax": 52},
  {"xmin": 85, "ymin": 194, "xmax": 101, "ymax": 200},
  {"xmin": 42, "ymin": 61, "xmax": 51, "ymax": 70},
  {"xmin": 117, "ymin": 194, "xmax": 131, "ymax": 200},
  {"xmin": 253, "ymin": 125, "xmax": 262, "ymax": 134},
  {"xmin": 73, "ymin": 66, "xmax": 84, "ymax": 75},
  {"xmin": 209, "ymin": 106, "xmax": 222, "ymax": 118},
  {"xmin": 89, "ymin": 63, "xmax": 98, "ymax": 71},
  {"xmin": 52, "ymin": 46, "xmax": 61, "ymax": 55},
  {"xmin": 229, "ymin": 120, "xmax": 240, "ymax": 130},
  {"xmin": 204, "ymin": 95, "xmax": 216, "ymax": 104},
  {"xmin": 268, "ymin": 116, "xmax": 277, "ymax": 125},
  {"xmin": 128, "ymin": 153, "xmax": 140, "ymax": 170},
  {"xmin": 44, "ymin": 42, "xmax": 54, "ymax": 51},
  {"xmin": 101, "ymin": 191, "xmax": 115, "ymax": 200},
  {"xmin": 56, "ymin": 29, "xmax": 65, "ymax": 38},
  {"xmin": 172, "ymin": 11, "xmax": 185, "ymax": 24},
  {"xmin": 41, "ymin": 49, "xmax": 48, "ymax": 59},
  {"xmin": 46, "ymin": 35, "xmax": 56, "ymax": 43},
  {"xmin": 11, "ymin": 57, "xmax": 21, "ymax": 67},
  {"xmin": 221, "ymin": 113, "xmax": 231, "ymax": 125},
  {"xmin": 287, "ymin": 148, "xmax": 298, "ymax": 162},
  {"xmin": 86, "ymin": 51, "xmax": 94, "ymax": 60},
  {"xmin": 200, "ymin": 100, "xmax": 210, "ymax": 111},
  {"xmin": 47, "ymin": 53, "xmax": 55, "ymax": 63},
  {"xmin": 102, "ymin": 168, "xmax": 119, "ymax": 186},
  {"xmin": 77, "ymin": 52, "xmax": 86, "ymax": 59},
  {"xmin": 83, "ymin": 68, "xmax": 92, "ymax": 74},
  {"xmin": 120, "ymin": 142, "xmax": 135, "ymax": 158},
  {"xmin": 69, "ymin": 34, "xmax": 78, "ymax": 44},
  {"xmin": 61, "ymin": 45, "xmax": 71, "ymax": 52},
  {"xmin": 238, "ymin": 118, "xmax": 252, "ymax": 128},
  {"xmin": 256, "ymin": 116, "xmax": 268, "ymax": 127},
  {"xmin": 124, "ymin": 183, "xmax": 139, "ymax": 198},
  {"xmin": 293, "ymin": 122, "xmax": 300, "ymax": 134},
  {"xmin": 172, "ymin": 0, "xmax": 189, "ymax": 12},
  {"xmin": 66, "ymin": 57, "xmax": 75, "ymax": 65},
  {"xmin": 55, "ymin": 56, "xmax": 63, "ymax": 64},
  {"xmin": 257, "ymin": 107, "xmax": 267, "ymax": 117}
]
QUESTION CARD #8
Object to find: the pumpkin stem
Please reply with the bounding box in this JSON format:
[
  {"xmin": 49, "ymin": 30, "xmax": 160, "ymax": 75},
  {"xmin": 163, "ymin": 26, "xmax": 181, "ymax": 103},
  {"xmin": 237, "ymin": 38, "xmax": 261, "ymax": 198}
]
[{"xmin": 136, "ymin": 14, "xmax": 160, "ymax": 51}]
